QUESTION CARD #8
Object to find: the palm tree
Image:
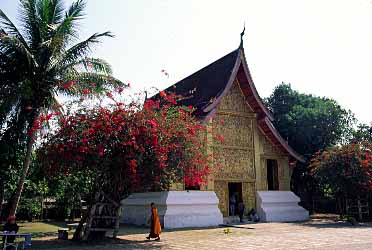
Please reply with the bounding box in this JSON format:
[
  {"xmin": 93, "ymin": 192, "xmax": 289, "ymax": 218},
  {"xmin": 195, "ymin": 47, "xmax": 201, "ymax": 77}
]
[{"xmin": 0, "ymin": 0, "xmax": 125, "ymax": 216}]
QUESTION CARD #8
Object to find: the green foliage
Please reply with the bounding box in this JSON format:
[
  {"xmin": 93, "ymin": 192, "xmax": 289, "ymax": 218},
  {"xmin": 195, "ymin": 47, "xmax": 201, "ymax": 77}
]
[
  {"xmin": 310, "ymin": 143, "xmax": 372, "ymax": 197},
  {"xmin": 0, "ymin": 0, "xmax": 124, "ymax": 147},
  {"xmin": 265, "ymin": 83, "xmax": 356, "ymax": 204},
  {"xmin": 265, "ymin": 83, "xmax": 356, "ymax": 158},
  {"xmin": 17, "ymin": 197, "xmax": 42, "ymax": 220},
  {"xmin": 0, "ymin": 0, "xmax": 125, "ymax": 213},
  {"xmin": 49, "ymin": 171, "xmax": 94, "ymax": 219},
  {"xmin": 12, "ymin": 159, "xmax": 47, "ymax": 219},
  {"xmin": 352, "ymin": 123, "xmax": 372, "ymax": 143}
]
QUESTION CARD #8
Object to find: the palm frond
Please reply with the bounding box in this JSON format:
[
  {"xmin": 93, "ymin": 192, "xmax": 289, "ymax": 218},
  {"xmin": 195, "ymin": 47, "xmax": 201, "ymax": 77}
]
[
  {"xmin": 57, "ymin": 72, "xmax": 124, "ymax": 96},
  {"xmin": 50, "ymin": 0, "xmax": 65, "ymax": 24},
  {"xmin": 81, "ymin": 58, "xmax": 112, "ymax": 75},
  {"xmin": 49, "ymin": 31, "xmax": 113, "ymax": 70},
  {"xmin": 36, "ymin": 0, "xmax": 50, "ymax": 36},
  {"xmin": 36, "ymin": 0, "xmax": 64, "ymax": 25},
  {"xmin": 57, "ymin": 0, "xmax": 86, "ymax": 38},
  {"xmin": 0, "ymin": 94, "xmax": 20, "ymax": 129},
  {"xmin": 0, "ymin": 9, "xmax": 29, "ymax": 48},
  {"xmin": 1, "ymin": 0, "xmax": 123, "ymax": 146},
  {"xmin": 60, "ymin": 57, "xmax": 113, "ymax": 76},
  {"xmin": 47, "ymin": 0, "xmax": 88, "ymax": 56},
  {"xmin": 0, "ymin": 35, "xmax": 37, "ymax": 68},
  {"xmin": 66, "ymin": 0, "xmax": 86, "ymax": 20},
  {"xmin": 19, "ymin": 0, "xmax": 41, "ymax": 49}
]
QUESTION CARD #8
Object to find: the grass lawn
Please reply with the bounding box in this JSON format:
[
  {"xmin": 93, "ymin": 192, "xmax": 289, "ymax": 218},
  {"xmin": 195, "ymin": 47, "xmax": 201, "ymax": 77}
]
[{"xmin": 17, "ymin": 221, "xmax": 72, "ymax": 238}]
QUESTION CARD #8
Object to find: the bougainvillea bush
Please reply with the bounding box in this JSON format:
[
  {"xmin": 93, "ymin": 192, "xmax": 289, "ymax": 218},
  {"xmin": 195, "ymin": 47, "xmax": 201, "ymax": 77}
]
[
  {"xmin": 310, "ymin": 142, "xmax": 372, "ymax": 198},
  {"xmin": 38, "ymin": 91, "xmax": 216, "ymax": 203}
]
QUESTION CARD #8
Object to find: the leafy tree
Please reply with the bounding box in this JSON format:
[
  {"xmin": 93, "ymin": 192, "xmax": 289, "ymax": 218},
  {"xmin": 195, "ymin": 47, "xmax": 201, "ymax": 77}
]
[
  {"xmin": 265, "ymin": 83, "xmax": 356, "ymax": 211},
  {"xmin": 310, "ymin": 142, "xmax": 372, "ymax": 216},
  {"xmin": 265, "ymin": 83, "xmax": 355, "ymax": 158},
  {"xmin": 38, "ymin": 92, "xmax": 215, "ymax": 239},
  {"xmin": 352, "ymin": 123, "xmax": 372, "ymax": 143},
  {"xmin": 0, "ymin": 0, "xmax": 124, "ymax": 216}
]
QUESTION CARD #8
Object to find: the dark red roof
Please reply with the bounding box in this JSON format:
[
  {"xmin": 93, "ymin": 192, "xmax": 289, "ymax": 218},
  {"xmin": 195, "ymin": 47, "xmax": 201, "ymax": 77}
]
[
  {"xmin": 157, "ymin": 45, "xmax": 305, "ymax": 163},
  {"xmin": 161, "ymin": 49, "xmax": 240, "ymax": 113}
]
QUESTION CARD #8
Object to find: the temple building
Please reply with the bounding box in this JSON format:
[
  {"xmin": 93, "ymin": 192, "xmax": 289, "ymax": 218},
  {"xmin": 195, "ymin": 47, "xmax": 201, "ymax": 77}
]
[{"xmin": 121, "ymin": 39, "xmax": 309, "ymax": 227}]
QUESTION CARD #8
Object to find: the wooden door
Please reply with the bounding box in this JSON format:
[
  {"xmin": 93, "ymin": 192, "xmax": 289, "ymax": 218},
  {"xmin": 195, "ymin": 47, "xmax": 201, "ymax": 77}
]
[{"xmin": 267, "ymin": 159, "xmax": 279, "ymax": 190}]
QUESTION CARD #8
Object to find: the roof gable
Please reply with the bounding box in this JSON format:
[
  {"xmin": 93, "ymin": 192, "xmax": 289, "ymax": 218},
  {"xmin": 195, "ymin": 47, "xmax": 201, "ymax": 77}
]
[
  {"xmin": 163, "ymin": 49, "xmax": 240, "ymax": 111},
  {"xmin": 217, "ymin": 80, "xmax": 255, "ymax": 114},
  {"xmin": 155, "ymin": 45, "xmax": 305, "ymax": 163}
]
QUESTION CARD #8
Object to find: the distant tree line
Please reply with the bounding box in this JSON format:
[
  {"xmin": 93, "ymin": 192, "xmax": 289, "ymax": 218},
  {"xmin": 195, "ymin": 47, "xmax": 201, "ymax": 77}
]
[{"xmin": 265, "ymin": 83, "xmax": 372, "ymax": 213}]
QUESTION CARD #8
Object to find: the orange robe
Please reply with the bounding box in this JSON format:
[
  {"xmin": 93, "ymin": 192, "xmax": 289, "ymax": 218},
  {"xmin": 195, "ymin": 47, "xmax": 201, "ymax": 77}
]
[{"xmin": 149, "ymin": 207, "xmax": 161, "ymax": 237}]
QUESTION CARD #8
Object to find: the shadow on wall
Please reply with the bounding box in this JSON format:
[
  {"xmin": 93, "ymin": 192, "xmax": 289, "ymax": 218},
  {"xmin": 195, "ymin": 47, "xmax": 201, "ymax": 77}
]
[{"xmin": 120, "ymin": 192, "xmax": 168, "ymax": 228}]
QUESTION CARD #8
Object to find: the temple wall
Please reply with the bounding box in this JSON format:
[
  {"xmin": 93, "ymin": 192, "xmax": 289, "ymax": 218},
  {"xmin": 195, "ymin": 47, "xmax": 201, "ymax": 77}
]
[
  {"xmin": 169, "ymin": 79, "xmax": 292, "ymax": 216},
  {"xmin": 257, "ymin": 131, "xmax": 290, "ymax": 191},
  {"xmin": 209, "ymin": 80, "xmax": 291, "ymax": 216},
  {"xmin": 211, "ymin": 80, "xmax": 257, "ymax": 216}
]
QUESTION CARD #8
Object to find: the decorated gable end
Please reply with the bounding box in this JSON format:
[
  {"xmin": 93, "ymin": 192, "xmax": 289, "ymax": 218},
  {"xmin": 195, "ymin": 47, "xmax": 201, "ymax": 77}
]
[{"xmin": 154, "ymin": 42, "xmax": 305, "ymax": 217}]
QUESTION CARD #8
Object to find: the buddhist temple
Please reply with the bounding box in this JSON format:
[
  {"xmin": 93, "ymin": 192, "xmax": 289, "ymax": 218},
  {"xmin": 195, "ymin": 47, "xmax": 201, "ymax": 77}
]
[{"xmin": 121, "ymin": 38, "xmax": 309, "ymax": 227}]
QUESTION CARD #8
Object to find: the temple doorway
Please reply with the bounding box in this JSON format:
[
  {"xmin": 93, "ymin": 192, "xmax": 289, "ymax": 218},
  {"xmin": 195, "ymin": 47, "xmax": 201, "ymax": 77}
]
[
  {"xmin": 267, "ymin": 159, "xmax": 279, "ymax": 190},
  {"xmin": 228, "ymin": 182, "xmax": 242, "ymax": 216}
]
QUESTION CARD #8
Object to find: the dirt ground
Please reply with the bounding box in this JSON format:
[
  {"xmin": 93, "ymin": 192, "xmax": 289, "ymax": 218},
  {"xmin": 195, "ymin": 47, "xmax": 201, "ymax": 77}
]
[{"xmin": 31, "ymin": 215, "xmax": 372, "ymax": 250}]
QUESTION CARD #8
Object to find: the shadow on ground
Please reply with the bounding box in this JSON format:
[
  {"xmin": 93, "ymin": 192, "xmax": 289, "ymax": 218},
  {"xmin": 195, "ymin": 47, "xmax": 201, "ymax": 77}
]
[
  {"xmin": 298, "ymin": 220, "xmax": 372, "ymax": 229},
  {"xmin": 116, "ymin": 224, "xmax": 239, "ymax": 236},
  {"xmin": 32, "ymin": 238, "xmax": 165, "ymax": 250}
]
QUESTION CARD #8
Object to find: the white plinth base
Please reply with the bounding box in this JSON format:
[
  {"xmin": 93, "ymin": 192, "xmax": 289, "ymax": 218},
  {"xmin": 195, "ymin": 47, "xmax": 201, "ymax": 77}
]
[
  {"xmin": 121, "ymin": 191, "xmax": 223, "ymax": 229},
  {"xmin": 256, "ymin": 191, "xmax": 309, "ymax": 222}
]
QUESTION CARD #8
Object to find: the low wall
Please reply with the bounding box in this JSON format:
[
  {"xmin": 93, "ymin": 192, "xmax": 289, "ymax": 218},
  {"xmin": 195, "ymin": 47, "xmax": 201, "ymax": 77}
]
[
  {"xmin": 121, "ymin": 191, "xmax": 223, "ymax": 229},
  {"xmin": 256, "ymin": 191, "xmax": 309, "ymax": 222}
]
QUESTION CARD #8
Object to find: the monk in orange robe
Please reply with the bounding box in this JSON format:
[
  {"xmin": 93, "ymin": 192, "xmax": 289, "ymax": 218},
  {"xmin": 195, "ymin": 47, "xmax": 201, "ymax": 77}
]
[{"xmin": 146, "ymin": 202, "xmax": 161, "ymax": 241}]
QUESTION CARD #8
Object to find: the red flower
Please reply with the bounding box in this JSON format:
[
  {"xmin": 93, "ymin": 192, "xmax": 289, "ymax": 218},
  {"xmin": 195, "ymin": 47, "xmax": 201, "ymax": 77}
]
[
  {"xmin": 216, "ymin": 133, "xmax": 225, "ymax": 144},
  {"xmin": 148, "ymin": 119, "xmax": 158, "ymax": 128},
  {"xmin": 62, "ymin": 81, "xmax": 75, "ymax": 89},
  {"xmin": 151, "ymin": 134, "xmax": 159, "ymax": 146},
  {"xmin": 143, "ymin": 100, "xmax": 159, "ymax": 110},
  {"xmin": 117, "ymin": 87, "xmax": 124, "ymax": 94},
  {"xmin": 97, "ymin": 145, "xmax": 104, "ymax": 156},
  {"xmin": 361, "ymin": 160, "xmax": 369, "ymax": 167},
  {"xmin": 106, "ymin": 92, "xmax": 113, "ymax": 98},
  {"xmin": 39, "ymin": 90, "xmax": 215, "ymax": 196},
  {"xmin": 129, "ymin": 159, "xmax": 137, "ymax": 170}
]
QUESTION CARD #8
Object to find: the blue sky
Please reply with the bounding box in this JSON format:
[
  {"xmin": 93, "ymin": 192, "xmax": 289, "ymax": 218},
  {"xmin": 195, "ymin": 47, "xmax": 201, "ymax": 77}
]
[{"xmin": 1, "ymin": 0, "xmax": 372, "ymax": 124}]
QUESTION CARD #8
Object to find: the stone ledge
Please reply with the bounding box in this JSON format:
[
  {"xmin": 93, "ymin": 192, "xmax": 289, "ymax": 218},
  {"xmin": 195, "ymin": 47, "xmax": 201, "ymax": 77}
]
[
  {"xmin": 121, "ymin": 191, "xmax": 223, "ymax": 229},
  {"xmin": 256, "ymin": 191, "xmax": 309, "ymax": 222}
]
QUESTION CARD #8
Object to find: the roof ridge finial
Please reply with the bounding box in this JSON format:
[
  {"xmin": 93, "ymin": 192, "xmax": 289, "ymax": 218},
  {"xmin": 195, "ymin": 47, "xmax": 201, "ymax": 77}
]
[{"xmin": 240, "ymin": 22, "xmax": 245, "ymax": 48}]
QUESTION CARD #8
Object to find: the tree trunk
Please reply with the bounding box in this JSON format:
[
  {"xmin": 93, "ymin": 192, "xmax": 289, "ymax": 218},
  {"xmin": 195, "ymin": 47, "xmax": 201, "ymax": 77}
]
[
  {"xmin": 8, "ymin": 133, "xmax": 36, "ymax": 216},
  {"xmin": 72, "ymin": 205, "xmax": 90, "ymax": 241},
  {"xmin": 337, "ymin": 194, "xmax": 345, "ymax": 220},
  {"xmin": 0, "ymin": 179, "xmax": 4, "ymax": 219}
]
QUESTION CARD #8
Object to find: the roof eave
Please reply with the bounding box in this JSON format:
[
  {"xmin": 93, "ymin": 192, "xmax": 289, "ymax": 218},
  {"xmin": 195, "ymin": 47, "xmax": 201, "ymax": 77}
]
[
  {"xmin": 202, "ymin": 47, "xmax": 274, "ymax": 122},
  {"xmin": 203, "ymin": 49, "xmax": 242, "ymax": 113},
  {"xmin": 239, "ymin": 49, "xmax": 274, "ymax": 121},
  {"xmin": 259, "ymin": 117, "xmax": 306, "ymax": 163}
]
